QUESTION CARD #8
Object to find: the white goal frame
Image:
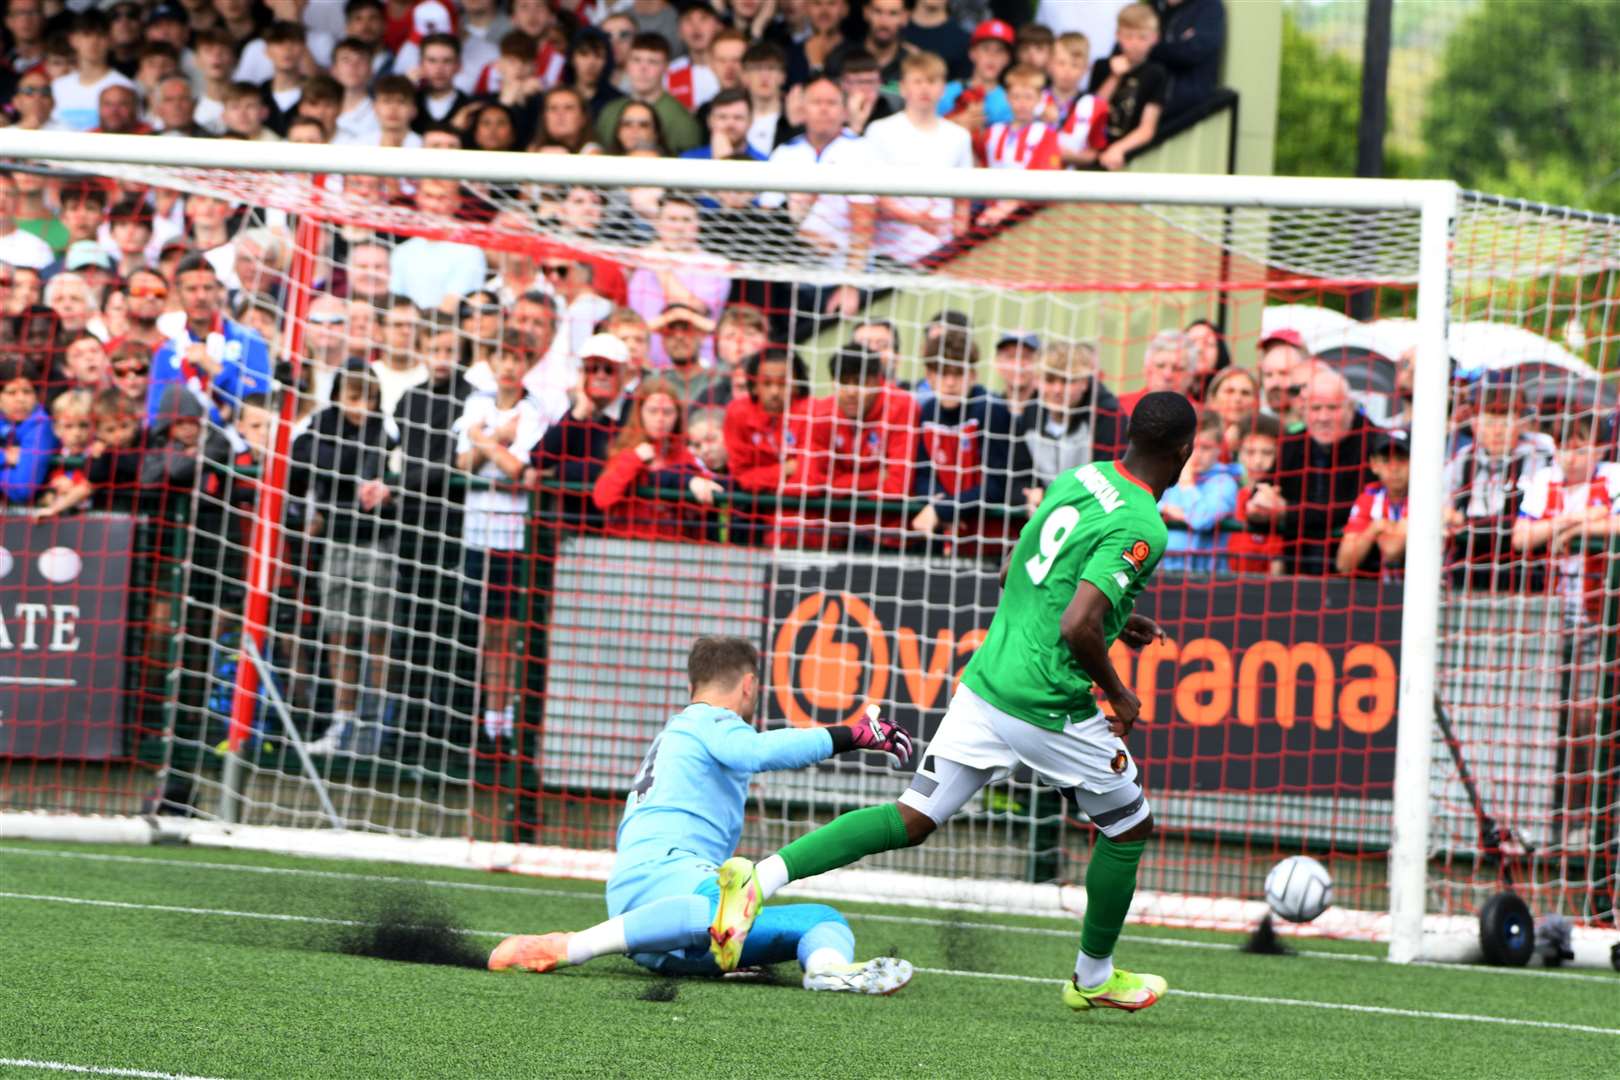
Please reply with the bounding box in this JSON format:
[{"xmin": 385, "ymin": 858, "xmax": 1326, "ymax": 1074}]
[{"xmin": 0, "ymin": 129, "xmax": 1459, "ymax": 965}]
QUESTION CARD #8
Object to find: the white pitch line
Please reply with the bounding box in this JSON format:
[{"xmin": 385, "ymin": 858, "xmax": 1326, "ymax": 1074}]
[
  {"xmin": 0, "ymin": 1057, "xmax": 229, "ymax": 1080},
  {"xmin": 916, "ymin": 967, "xmax": 1620, "ymax": 1038},
  {"xmin": 3, "ymin": 845, "xmax": 1614, "ymax": 984},
  {"xmin": 3, "ymin": 889, "xmax": 1617, "ymax": 1038}
]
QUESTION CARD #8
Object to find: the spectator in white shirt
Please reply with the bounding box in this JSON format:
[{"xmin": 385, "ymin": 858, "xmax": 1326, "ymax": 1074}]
[
  {"xmin": 51, "ymin": 11, "xmax": 137, "ymax": 132},
  {"xmin": 0, "ymin": 172, "xmax": 55, "ymax": 273},
  {"xmin": 236, "ymin": 0, "xmax": 335, "ymax": 83},
  {"xmin": 373, "ymin": 297, "xmax": 430, "ymax": 415},
  {"xmin": 546, "ymin": 257, "xmax": 615, "ymax": 359},
  {"xmin": 330, "ymin": 37, "xmax": 381, "ymax": 144},
  {"xmin": 761, "ymin": 76, "xmax": 874, "ymax": 318},
  {"xmin": 863, "ymin": 51, "xmax": 972, "ymax": 264},
  {"xmin": 190, "ymin": 27, "xmax": 238, "ymax": 135},
  {"xmin": 389, "ymin": 180, "xmax": 488, "ymax": 311}
]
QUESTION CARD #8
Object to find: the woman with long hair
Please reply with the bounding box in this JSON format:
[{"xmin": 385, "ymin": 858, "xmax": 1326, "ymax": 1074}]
[
  {"xmin": 593, "ymin": 377, "xmax": 723, "ymax": 539},
  {"xmin": 606, "ymin": 100, "xmax": 669, "ymax": 156},
  {"xmin": 1184, "ymin": 318, "xmax": 1231, "ymax": 401},
  {"xmin": 531, "ymin": 86, "xmax": 596, "ymax": 153},
  {"xmin": 1203, "ymin": 365, "xmax": 1260, "ymax": 459},
  {"xmin": 466, "ymin": 102, "xmax": 523, "ymax": 152},
  {"xmin": 565, "ymin": 27, "xmax": 624, "ymax": 120}
]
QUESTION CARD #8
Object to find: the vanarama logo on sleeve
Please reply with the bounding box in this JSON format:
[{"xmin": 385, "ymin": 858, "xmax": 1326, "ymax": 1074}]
[{"xmin": 1121, "ymin": 540, "xmax": 1151, "ymax": 573}]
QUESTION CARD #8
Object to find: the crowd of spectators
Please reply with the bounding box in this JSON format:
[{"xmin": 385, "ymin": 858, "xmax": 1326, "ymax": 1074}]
[{"xmin": 8, "ymin": 0, "xmax": 1613, "ymax": 761}]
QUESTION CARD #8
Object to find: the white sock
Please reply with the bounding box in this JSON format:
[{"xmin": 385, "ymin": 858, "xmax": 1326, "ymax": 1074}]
[
  {"xmin": 566, "ymin": 916, "xmax": 628, "ymax": 965},
  {"xmin": 756, "ymin": 854, "xmax": 789, "ymax": 900},
  {"xmin": 1075, "ymin": 951, "xmax": 1113, "ymax": 989},
  {"xmin": 501, "ymin": 703, "xmax": 515, "ymax": 737},
  {"xmin": 803, "ymin": 947, "xmax": 848, "ymax": 975}
]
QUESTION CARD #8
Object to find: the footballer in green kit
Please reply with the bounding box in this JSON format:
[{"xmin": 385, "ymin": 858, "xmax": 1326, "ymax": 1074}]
[{"xmin": 710, "ymin": 391, "xmax": 1199, "ymax": 1012}]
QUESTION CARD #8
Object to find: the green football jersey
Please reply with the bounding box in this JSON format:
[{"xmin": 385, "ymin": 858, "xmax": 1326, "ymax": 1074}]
[{"xmin": 962, "ymin": 460, "xmax": 1167, "ymax": 732}]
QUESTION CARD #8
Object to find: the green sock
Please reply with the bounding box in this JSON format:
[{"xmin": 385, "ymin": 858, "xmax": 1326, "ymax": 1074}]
[
  {"xmin": 779, "ymin": 803, "xmax": 910, "ymax": 882},
  {"xmin": 1079, "ymin": 836, "xmax": 1146, "ymax": 962}
]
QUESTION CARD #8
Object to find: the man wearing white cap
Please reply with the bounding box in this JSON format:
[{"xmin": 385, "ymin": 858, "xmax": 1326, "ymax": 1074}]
[{"xmin": 534, "ymin": 332, "xmax": 634, "ymax": 526}]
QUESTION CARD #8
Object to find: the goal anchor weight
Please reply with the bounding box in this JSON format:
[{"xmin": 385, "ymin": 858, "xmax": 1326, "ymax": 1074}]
[{"xmin": 1434, "ymin": 696, "xmax": 1536, "ymax": 966}]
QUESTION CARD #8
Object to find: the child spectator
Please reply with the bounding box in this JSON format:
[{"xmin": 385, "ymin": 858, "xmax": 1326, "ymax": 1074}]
[
  {"xmin": 1015, "ymin": 23, "xmax": 1055, "ymax": 74},
  {"xmin": 1336, "ymin": 429, "xmax": 1411, "ymax": 578},
  {"xmin": 455, "ymin": 331, "xmax": 551, "ymax": 744},
  {"xmin": 51, "ymin": 11, "xmax": 137, "ymax": 132},
  {"xmin": 1514, "ymin": 414, "xmax": 1620, "ymax": 613},
  {"xmin": 1044, "ymin": 32, "xmax": 1109, "ymax": 167},
  {"xmin": 909, "ymin": 329, "xmax": 1029, "ymax": 552},
  {"xmin": 1081, "ymin": 3, "xmax": 1168, "ymax": 171},
  {"xmin": 1443, "ymin": 375, "xmax": 1553, "ymax": 592},
  {"xmin": 866, "ymin": 51, "xmax": 973, "ymax": 265},
  {"xmin": 992, "ymin": 330, "xmax": 1040, "ymax": 410},
  {"xmin": 1017, "ymin": 340, "xmax": 1125, "ymax": 511},
  {"xmin": 290, "ymin": 360, "xmax": 399, "ymax": 755},
  {"xmin": 372, "ymin": 74, "xmax": 424, "ymax": 149},
  {"xmin": 687, "ymin": 407, "xmax": 729, "ymax": 476},
  {"xmin": 940, "ymin": 19, "xmax": 1014, "ymax": 132},
  {"xmin": 108, "ymin": 339, "xmax": 152, "ymax": 413},
  {"xmin": 1158, "ymin": 410, "xmax": 1239, "ymax": 573},
  {"xmin": 107, "ymin": 197, "xmax": 154, "ymax": 280},
  {"xmin": 221, "ymin": 80, "xmax": 277, "ymax": 141},
  {"xmin": 666, "ymin": 1, "xmax": 724, "ymax": 112},
  {"xmin": 741, "ymin": 41, "xmax": 794, "ymax": 156},
  {"xmin": 192, "ymin": 27, "xmax": 238, "ymax": 134},
  {"xmin": 258, "ymin": 21, "xmax": 310, "ymax": 137},
  {"xmin": 782, "ymin": 342, "xmax": 918, "ymax": 548},
  {"xmin": 975, "ymin": 64, "xmax": 1061, "ymax": 228},
  {"xmin": 34, "ymin": 389, "xmax": 95, "ymax": 520},
  {"xmin": 62, "ymin": 333, "xmax": 111, "ymax": 395},
  {"xmin": 592, "ymin": 375, "xmax": 723, "ymax": 540},
  {"xmin": 85, "ymin": 387, "xmax": 146, "ymax": 512},
  {"xmin": 1226, "ymin": 413, "xmax": 1286, "ymax": 575},
  {"xmin": 725, "ymin": 346, "xmax": 808, "ymax": 493},
  {"xmin": 0, "ymin": 358, "xmax": 57, "ymax": 506}
]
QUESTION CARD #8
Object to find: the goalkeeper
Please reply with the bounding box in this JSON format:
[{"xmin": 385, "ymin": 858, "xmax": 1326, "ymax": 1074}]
[
  {"xmin": 709, "ymin": 392, "xmax": 1199, "ymax": 1013},
  {"xmin": 488, "ymin": 635, "xmax": 916, "ymax": 993}
]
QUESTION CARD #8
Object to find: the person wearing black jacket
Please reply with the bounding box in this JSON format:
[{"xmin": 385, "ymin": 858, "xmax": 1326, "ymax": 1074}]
[
  {"xmin": 1150, "ymin": 0, "xmax": 1225, "ymax": 121},
  {"xmin": 391, "ymin": 323, "xmax": 475, "ymax": 737},
  {"xmin": 1016, "ymin": 340, "xmax": 1127, "ymax": 512},
  {"xmin": 533, "ymin": 332, "xmax": 634, "ymax": 530},
  {"xmin": 1248, "ymin": 365, "xmax": 1377, "ymax": 576},
  {"xmin": 910, "ymin": 331, "xmax": 1031, "ymax": 559},
  {"xmin": 289, "ymin": 360, "xmax": 399, "ymax": 755}
]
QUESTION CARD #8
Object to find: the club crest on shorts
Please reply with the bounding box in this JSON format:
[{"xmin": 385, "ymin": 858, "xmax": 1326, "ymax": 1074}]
[
  {"xmin": 1121, "ymin": 540, "xmax": 1151, "ymax": 573},
  {"xmin": 1110, "ymin": 750, "xmax": 1129, "ymax": 775}
]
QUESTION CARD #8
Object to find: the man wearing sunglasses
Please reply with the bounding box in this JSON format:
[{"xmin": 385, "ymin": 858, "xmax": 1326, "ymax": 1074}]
[
  {"xmin": 108, "ymin": 269, "xmax": 170, "ymax": 355},
  {"xmin": 546, "ymin": 258, "xmax": 612, "ymax": 359},
  {"xmin": 534, "ymin": 332, "xmax": 634, "ymax": 527}
]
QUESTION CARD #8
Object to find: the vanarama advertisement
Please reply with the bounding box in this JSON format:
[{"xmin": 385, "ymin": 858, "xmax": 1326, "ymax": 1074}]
[{"xmin": 766, "ymin": 562, "xmax": 1400, "ymax": 797}]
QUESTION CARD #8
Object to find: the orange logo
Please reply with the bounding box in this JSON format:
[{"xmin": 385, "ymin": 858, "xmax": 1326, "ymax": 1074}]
[
  {"xmin": 772, "ymin": 591, "xmax": 891, "ymax": 728},
  {"xmin": 1110, "ymin": 750, "xmax": 1129, "ymax": 775},
  {"xmin": 1122, "ymin": 540, "xmax": 1151, "ymax": 572}
]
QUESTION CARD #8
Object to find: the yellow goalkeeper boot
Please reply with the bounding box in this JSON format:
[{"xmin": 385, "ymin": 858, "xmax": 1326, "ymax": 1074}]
[
  {"xmin": 487, "ymin": 932, "xmax": 571, "ymax": 973},
  {"xmin": 708, "ymin": 856, "xmax": 761, "ymax": 972},
  {"xmin": 1061, "ymin": 968, "xmax": 1167, "ymax": 1013}
]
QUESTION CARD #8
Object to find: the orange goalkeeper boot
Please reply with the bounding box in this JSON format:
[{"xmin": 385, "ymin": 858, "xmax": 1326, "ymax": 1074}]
[{"xmin": 488, "ymin": 932, "xmax": 571, "ymax": 973}]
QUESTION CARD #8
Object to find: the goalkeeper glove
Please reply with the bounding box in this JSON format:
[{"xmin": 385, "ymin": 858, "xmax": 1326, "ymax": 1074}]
[{"xmin": 829, "ymin": 704, "xmax": 914, "ymax": 768}]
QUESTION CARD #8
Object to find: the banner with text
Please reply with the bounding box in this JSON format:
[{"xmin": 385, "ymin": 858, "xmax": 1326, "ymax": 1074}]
[
  {"xmin": 0, "ymin": 515, "xmax": 134, "ymax": 760},
  {"xmin": 766, "ymin": 562, "xmax": 1401, "ymax": 798}
]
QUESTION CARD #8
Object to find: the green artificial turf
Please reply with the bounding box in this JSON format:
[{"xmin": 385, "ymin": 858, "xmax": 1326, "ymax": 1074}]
[{"xmin": 0, "ymin": 840, "xmax": 1615, "ymax": 1079}]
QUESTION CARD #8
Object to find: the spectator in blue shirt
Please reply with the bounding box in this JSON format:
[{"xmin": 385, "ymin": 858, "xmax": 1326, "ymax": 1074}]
[
  {"xmin": 679, "ymin": 88, "xmax": 768, "ymax": 161},
  {"xmin": 0, "ymin": 357, "xmax": 58, "ymax": 506},
  {"xmin": 1159, "ymin": 410, "xmax": 1239, "ymax": 572},
  {"xmin": 147, "ymin": 253, "xmax": 271, "ymax": 429}
]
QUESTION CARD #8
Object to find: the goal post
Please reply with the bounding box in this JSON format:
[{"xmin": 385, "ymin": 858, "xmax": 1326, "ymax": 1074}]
[{"xmin": 4, "ymin": 128, "xmax": 1617, "ymax": 966}]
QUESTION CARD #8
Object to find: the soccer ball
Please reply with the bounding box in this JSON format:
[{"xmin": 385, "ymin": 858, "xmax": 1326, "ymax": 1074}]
[{"xmin": 1264, "ymin": 855, "xmax": 1333, "ymax": 923}]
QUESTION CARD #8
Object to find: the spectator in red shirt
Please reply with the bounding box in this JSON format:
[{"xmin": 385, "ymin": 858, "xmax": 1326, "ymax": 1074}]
[
  {"xmin": 1116, "ymin": 329, "xmax": 1195, "ymax": 416},
  {"xmin": 780, "ymin": 342, "xmax": 919, "ymax": 549},
  {"xmin": 1336, "ymin": 429, "xmax": 1410, "ymax": 579},
  {"xmin": 725, "ymin": 346, "xmax": 809, "ymax": 494},
  {"xmin": 593, "ymin": 374, "xmax": 723, "ymax": 541},
  {"xmin": 1226, "ymin": 413, "xmax": 1285, "ymax": 575}
]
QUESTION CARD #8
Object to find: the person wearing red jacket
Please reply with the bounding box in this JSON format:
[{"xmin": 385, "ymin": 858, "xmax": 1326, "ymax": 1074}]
[
  {"xmin": 777, "ymin": 343, "xmax": 919, "ymax": 549},
  {"xmin": 724, "ymin": 347, "xmax": 810, "ymax": 543},
  {"xmin": 593, "ymin": 376, "xmax": 725, "ymax": 541}
]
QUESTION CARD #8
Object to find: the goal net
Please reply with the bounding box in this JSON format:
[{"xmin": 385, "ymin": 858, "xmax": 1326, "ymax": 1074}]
[{"xmin": 1, "ymin": 135, "xmax": 1615, "ymax": 962}]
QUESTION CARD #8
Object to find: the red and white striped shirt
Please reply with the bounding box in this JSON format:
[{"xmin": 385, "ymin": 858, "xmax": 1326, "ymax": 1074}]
[
  {"xmin": 1520, "ymin": 461, "xmax": 1620, "ymax": 620},
  {"xmin": 983, "ymin": 120, "xmax": 1060, "ymax": 170},
  {"xmin": 1042, "ymin": 89, "xmax": 1109, "ymax": 159},
  {"xmin": 665, "ymin": 57, "xmax": 719, "ymax": 112},
  {"xmin": 472, "ymin": 41, "xmax": 566, "ymax": 96}
]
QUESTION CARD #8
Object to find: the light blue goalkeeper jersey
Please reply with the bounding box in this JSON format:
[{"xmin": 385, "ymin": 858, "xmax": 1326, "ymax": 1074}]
[{"xmin": 611, "ymin": 704, "xmax": 834, "ymax": 878}]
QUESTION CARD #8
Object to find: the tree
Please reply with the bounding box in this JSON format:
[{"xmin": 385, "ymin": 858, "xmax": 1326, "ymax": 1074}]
[
  {"xmin": 1274, "ymin": 15, "xmax": 1362, "ymax": 178},
  {"xmin": 1424, "ymin": 0, "xmax": 1620, "ymax": 212}
]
